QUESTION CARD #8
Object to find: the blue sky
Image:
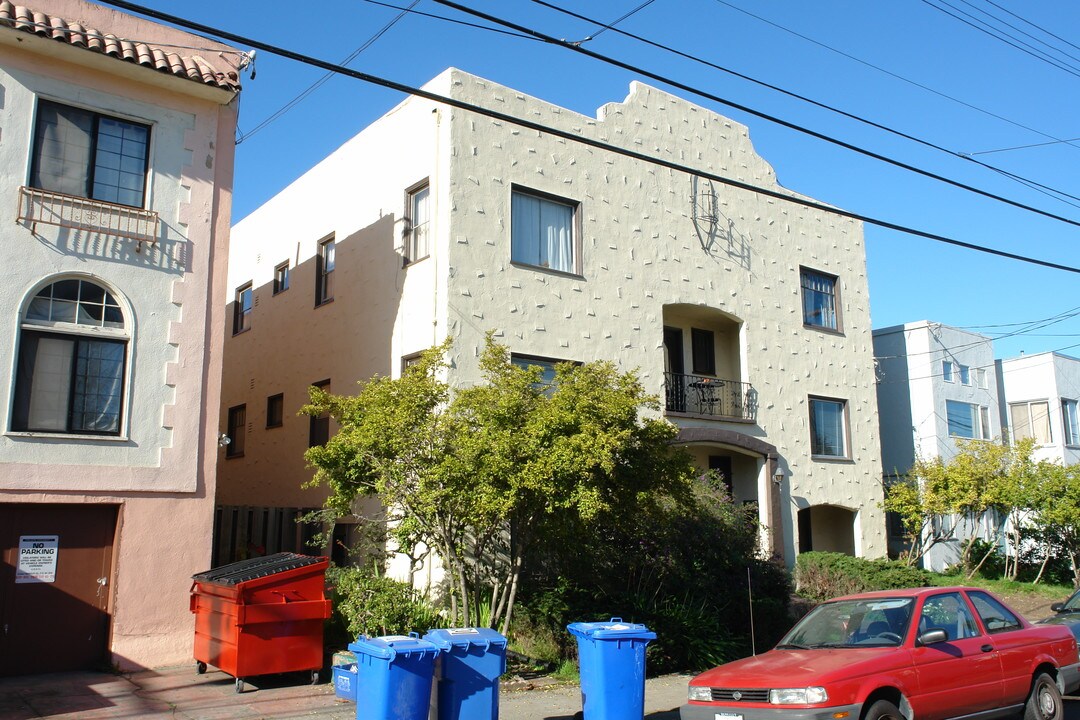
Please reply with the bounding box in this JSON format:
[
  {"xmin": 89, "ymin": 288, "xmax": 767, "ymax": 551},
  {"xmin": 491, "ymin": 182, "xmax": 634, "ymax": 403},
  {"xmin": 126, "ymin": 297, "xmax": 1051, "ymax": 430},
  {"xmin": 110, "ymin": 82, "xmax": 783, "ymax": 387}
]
[{"xmin": 130, "ymin": 0, "xmax": 1079, "ymax": 359}]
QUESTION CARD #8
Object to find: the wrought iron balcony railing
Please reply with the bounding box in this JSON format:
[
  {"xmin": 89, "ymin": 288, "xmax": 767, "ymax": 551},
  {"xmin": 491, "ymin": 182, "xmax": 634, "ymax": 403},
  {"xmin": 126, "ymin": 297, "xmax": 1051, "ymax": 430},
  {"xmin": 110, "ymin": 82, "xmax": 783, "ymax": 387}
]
[
  {"xmin": 17, "ymin": 186, "xmax": 159, "ymax": 250},
  {"xmin": 664, "ymin": 372, "xmax": 755, "ymax": 421}
]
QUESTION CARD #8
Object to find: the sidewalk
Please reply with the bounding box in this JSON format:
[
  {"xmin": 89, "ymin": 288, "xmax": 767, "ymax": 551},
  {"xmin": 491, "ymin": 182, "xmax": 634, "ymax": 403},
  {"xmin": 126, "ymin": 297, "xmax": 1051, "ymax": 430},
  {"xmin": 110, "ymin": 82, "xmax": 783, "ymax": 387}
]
[{"xmin": 0, "ymin": 664, "xmax": 689, "ymax": 719}]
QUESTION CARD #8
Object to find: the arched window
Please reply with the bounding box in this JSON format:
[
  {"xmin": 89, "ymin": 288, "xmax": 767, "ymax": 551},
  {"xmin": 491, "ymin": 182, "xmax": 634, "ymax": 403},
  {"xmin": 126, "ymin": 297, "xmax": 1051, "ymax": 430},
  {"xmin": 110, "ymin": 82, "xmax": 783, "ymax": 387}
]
[{"xmin": 12, "ymin": 278, "xmax": 128, "ymax": 435}]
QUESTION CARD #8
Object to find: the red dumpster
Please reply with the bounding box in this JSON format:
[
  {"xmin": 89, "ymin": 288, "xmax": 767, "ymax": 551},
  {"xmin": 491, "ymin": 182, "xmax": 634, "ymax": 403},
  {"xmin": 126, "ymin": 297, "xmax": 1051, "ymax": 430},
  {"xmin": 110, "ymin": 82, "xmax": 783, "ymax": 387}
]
[{"xmin": 189, "ymin": 553, "xmax": 331, "ymax": 692}]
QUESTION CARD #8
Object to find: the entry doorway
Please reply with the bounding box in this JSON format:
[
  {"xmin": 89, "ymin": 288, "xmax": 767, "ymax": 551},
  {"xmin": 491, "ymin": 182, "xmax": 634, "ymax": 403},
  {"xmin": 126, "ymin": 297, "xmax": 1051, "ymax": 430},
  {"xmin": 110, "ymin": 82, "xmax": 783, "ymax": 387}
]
[
  {"xmin": 797, "ymin": 505, "xmax": 856, "ymax": 556},
  {"xmin": 0, "ymin": 504, "xmax": 118, "ymax": 675}
]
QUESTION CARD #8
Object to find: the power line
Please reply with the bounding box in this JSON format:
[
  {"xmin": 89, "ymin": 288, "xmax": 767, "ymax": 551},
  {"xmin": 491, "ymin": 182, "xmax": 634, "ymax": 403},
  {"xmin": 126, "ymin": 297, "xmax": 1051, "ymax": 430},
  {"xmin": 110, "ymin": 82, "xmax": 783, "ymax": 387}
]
[
  {"xmin": 433, "ymin": 0, "xmax": 1080, "ymax": 230},
  {"xmin": 710, "ymin": 0, "xmax": 1080, "ymax": 155},
  {"xmin": 94, "ymin": 0, "xmax": 1080, "ymax": 276},
  {"xmin": 969, "ymin": 136, "xmax": 1080, "ymax": 156},
  {"xmin": 957, "ymin": 0, "xmax": 1080, "ymax": 67},
  {"xmin": 980, "ymin": 0, "xmax": 1080, "ymax": 56},
  {"xmin": 518, "ymin": 0, "xmax": 1080, "ymax": 209},
  {"xmin": 566, "ymin": 0, "xmax": 658, "ymax": 44}
]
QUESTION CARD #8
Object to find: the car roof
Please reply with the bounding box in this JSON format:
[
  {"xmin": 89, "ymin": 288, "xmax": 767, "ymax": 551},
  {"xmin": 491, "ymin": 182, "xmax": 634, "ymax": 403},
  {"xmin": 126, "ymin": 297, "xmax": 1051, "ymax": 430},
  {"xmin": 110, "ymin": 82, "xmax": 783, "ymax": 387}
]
[{"xmin": 828, "ymin": 586, "xmax": 984, "ymax": 602}]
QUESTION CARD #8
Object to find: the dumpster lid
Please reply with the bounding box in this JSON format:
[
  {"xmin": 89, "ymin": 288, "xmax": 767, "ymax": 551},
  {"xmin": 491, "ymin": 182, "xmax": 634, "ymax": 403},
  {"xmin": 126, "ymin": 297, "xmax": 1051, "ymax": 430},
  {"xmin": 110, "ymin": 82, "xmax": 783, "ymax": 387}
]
[
  {"xmin": 349, "ymin": 633, "xmax": 440, "ymax": 661},
  {"xmin": 424, "ymin": 627, "xmax": 508, "ymax": 650},
  {"xmin": 567, "ymin": 617, "xmax": 657, "ymax": 640},
  {"xmin": 191, "ymin": 553, "xmax": 326, "ymax": 586}
]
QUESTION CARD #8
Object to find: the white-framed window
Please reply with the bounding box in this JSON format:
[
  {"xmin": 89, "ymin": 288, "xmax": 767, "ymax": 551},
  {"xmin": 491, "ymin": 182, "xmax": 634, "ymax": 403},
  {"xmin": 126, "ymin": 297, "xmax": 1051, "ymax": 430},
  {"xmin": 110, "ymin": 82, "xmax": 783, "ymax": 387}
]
[
  {"xmin": 1062, "ymin": 399, "xmax": 1079, "ymax": 446},
  {"xmin": 233, "ymin": 282, "xmax": 252, "ymax": 335},
  {"xmin": 800, "ymin": 268, "xmax": 840, "ymax": 331},
  {"xmin": 1009, "ymin": 400, "xmax": 1052, "ymax": 444},
  {"xmin": 942, "ymin": 360, "xmax": 954, "ymax": 382},
  {"xmin": 12, "ymin": 278, "xmax": 128, "ymax": 435},
  {"xmin": 31, "ymin": 99, "xmax": 150, "ymax": 208},
  {"xmin": 511, "ymin": 187, "xmax": 577, "ymax": 274},
  {"xmin": 809, "ymin": 396, "xmax": 849, "ymax": 458},
  {"xmin": 946, "ymin": 400, "xmax": 990, "ymax": 439},
  {"xmin": 315, "ymin": 236, "xmax": 335, "ymax": 306},
  {"xmin": 405, "ymin": 180, "xmax": 430, "ymax": 264},
  {"xmin": 974, "ymin": 367, "xmax": 988, "ymax": 389}
]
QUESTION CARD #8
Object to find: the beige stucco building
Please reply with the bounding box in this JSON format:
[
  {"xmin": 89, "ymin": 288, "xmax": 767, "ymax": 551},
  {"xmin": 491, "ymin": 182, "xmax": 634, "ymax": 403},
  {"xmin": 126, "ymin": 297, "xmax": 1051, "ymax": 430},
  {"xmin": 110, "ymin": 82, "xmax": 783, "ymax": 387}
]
[
  {"xmin": 0, "ymin": 0, "xmax": 242, "ymax": 673},
  {"xmin": 219, "ymin": 69, "xmax": 885, "ymax": 574}
]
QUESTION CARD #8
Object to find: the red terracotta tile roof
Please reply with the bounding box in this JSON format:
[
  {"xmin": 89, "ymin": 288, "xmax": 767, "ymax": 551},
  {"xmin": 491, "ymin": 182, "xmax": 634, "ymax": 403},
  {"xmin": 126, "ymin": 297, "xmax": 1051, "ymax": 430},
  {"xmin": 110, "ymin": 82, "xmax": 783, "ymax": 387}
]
[{"xmin": 0, "ymin": 1, "xmax": 242, "ymax": 92}]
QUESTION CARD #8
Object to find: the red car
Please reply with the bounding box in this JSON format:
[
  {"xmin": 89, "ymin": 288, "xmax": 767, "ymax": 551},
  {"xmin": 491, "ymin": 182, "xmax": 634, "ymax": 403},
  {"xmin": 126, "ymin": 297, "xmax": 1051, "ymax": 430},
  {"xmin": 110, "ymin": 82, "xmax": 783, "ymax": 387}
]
[{"xmin": 683, "ymin": 586, "xmax": 1080, "ymax": 720}]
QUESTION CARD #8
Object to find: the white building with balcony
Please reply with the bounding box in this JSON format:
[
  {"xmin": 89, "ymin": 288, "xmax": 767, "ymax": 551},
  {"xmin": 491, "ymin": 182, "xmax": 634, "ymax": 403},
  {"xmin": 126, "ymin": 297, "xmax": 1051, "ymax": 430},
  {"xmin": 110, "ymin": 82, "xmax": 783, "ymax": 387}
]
[{"xmin": 218, "ymin": 68, "xmax": 887, "ymax": 573}]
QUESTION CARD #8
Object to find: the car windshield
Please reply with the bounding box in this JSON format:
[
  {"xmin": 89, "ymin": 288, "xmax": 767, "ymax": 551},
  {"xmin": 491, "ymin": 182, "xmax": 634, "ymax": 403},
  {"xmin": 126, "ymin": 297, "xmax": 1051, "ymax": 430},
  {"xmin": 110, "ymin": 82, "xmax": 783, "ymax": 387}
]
[
  {"xmin": 1063, "ymin": 590, "xmax": 1080, "ymax": 612},
  {"xmin": 778, "ymin": 598, "xmax": 914, "ymax": 649}
]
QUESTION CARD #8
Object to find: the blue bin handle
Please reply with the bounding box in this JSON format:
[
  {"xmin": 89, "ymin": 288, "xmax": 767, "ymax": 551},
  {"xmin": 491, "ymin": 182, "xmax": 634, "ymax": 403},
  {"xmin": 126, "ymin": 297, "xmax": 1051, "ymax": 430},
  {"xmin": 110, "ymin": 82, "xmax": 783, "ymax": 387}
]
[
  {"xmin": 610, "ymin": 617, "xmax": 623, "ymax": 623},
  {"xmin": 408, "ymin": 631, "xmax": 419, "ymax": 639}
]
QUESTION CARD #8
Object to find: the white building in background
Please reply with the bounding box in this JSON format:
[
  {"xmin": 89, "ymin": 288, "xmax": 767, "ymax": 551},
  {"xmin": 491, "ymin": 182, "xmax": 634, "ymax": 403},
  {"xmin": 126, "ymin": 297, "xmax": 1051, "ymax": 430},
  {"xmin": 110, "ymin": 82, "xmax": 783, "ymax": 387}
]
[
  {"xmin": 217, "ymin": 68, "xmax": 888, "ymax": 575},
  {"xmin": 873, "ymin": 321, "xmax": 1002, "ymax": 568},
  {"xmin": 997, "ymin": 351, "xmax": 1080, "ymax": 466}
]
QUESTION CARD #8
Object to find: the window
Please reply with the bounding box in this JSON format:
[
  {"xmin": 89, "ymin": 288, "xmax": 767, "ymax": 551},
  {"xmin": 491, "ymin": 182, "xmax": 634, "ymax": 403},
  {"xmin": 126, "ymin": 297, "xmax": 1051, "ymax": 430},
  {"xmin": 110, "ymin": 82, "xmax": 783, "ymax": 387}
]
[
  {"xmin": 800, "ymin": 268, "xmax": 839, "ymax": 331},
  {"xmin": 315, "ymin": 236, "xmax": 335, "ymax": 306},
  {"xmin": 958, "ymin": 364, "xmax": 971, "ymax": 386},
  {"xmin": 1064, "ymin": 399, "xmax": 1080, "ymax": 446},
  {"xmin": 266, "ymin": 393, "xmax": 284, "ymax": 429},
  {"xmin": 1010, "ymin": 401, "xmax": 1052, "ymax": 444},
  {"xmin": 273, "ymin": 262, "xmax": 290, "ymax": 295},
  {"xmin": 226, "ymin": 404, "xmax": 246, "ymax": 457},
  {"xmin": 809, "ymin": 396, "xmax": 848, "ymax": 458},
  {"xmin": 12, "ymin": 278, "xmax": 127, "ymax": 435},
  {"xmin": 309, "ymin": 379, "xmax": 330, "ymax": 447},
  {"xmin": 31, "ymin": 99, "xmax": 150, "ymax": 207},
  {"xmin": 691, "ymin": 328, "xmax": 716, "ymax": 376},
  {"xmin": 511, "ymin": 188, "xmax": 576, "ymax": 273},
  {"xmin": 233, "ymin": 283, "xmax": 252, "ymax": 335},
  {"xmin": 968, "ymin": 590, "xmax": 1022, "ymax": 634},
  {"xmin": 942, "ymin": 361, "xmax": 954, "ymax": 382},
  {"xmin": 974, "ymin": 367, "xmax": 988, "ymax": 389},
  {"xmin": 919, "ymin": 593, "xmax": 980, "ymax": 642},
  {"xmin": 402, "ymin": 354, "xmax": 423, "ymax": 373},
  {"xmin": 405, "ymin": 181, "xmax": 430, "ymax": 263},
  {"xmin": 511, "ymin": 354, "xmax": 561, "ymax": 386},
  {"xmin": 946, "ymin": 400, "xmax": 990, "ymax": 439}
]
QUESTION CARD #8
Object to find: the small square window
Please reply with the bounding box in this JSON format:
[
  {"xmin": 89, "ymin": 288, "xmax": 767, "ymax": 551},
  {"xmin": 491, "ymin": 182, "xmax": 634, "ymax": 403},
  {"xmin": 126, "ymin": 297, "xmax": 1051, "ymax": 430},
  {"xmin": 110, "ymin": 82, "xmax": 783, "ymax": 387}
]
[
  {"xmin": 233, "ymin": 283, "xmax": 252, "ymax": 335},
  {"xmin": 511, "ymin": 187, "xmax": 578, "ymax": 274},
  {"xmin": 959, "ymin": 364, "xmax": 971, "ymax": 385},
  {"xmin": 273, "ymin": 262, "xmax": 290, "ymax": 295},
  {"xmin": 809, "ymin": 396, "xmax": 848, "ymax": 458},
  {"xmin": 266, "ymin": 393, "xmax": 284, "ymax": 428}
]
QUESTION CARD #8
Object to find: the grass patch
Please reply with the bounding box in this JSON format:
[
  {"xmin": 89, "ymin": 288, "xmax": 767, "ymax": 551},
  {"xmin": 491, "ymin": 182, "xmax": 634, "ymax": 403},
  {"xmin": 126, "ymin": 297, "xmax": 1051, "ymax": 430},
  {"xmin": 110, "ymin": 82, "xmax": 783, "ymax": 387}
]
[{"xmin": 551, "ymin": 659, "xmax": 579, "ymax": 683}]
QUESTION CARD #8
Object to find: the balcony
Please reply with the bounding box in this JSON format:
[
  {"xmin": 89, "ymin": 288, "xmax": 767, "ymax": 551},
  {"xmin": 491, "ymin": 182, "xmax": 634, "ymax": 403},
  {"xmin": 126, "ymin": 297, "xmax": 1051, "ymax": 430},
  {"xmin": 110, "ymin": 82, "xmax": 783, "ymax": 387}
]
[
  {"xmin": 17, "ymin": 186, "xmax": 159, "ymax": 250},
  {"xmin": 665, "ymin": 372, "xmax": 755, "ymax": 421}
]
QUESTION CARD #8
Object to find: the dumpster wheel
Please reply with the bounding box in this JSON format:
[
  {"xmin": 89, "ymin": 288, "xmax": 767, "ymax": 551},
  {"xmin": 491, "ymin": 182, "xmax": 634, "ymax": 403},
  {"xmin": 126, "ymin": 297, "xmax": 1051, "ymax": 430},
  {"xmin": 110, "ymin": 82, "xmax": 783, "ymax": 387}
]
[
  {"xmin": 196, "ymin": 662, "xmax": 207, "ymax": 675},
  {"xmin": 310, "ymin": 670, "xmax": 319, "ymax": 685},
  {"xmin": 235, "ymin": 678, "xmax": 245, "ymax": 693}
]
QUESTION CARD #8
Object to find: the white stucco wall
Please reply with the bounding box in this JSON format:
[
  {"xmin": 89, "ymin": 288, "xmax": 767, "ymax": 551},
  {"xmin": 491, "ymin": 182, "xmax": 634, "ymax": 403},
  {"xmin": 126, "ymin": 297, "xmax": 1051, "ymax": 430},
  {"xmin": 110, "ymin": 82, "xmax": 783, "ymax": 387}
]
[{"xmin": 1000, "ymin": 352, "xmax": 1080, "ymax": 465}]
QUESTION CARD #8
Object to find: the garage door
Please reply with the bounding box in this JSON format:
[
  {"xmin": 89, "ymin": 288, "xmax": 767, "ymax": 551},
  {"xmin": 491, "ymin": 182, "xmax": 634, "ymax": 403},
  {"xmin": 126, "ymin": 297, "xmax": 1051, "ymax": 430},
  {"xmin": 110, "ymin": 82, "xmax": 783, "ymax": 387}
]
[{"xmin": 0, "ymin": 504, "xmax": 118, "ymax": 675}]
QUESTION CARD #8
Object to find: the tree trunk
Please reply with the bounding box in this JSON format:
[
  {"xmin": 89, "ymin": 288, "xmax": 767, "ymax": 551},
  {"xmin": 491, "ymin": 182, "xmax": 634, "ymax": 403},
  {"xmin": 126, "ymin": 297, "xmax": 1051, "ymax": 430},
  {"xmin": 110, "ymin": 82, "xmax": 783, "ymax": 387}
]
[{"xmin": 1033, "ymin": 546, "xmax": 1051, "ymax": 585}]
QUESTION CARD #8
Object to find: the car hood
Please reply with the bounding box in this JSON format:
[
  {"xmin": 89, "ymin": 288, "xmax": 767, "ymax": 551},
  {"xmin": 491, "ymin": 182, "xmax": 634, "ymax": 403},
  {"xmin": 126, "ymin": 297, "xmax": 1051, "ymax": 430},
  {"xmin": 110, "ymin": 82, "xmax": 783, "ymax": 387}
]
[
  {"xmin": 1039, "ymin": 613, "xmax": 1080, "ymax": 625},
  {"xmin": 692, "ymin": 648, "xmax": 907, "ymax": 688}
]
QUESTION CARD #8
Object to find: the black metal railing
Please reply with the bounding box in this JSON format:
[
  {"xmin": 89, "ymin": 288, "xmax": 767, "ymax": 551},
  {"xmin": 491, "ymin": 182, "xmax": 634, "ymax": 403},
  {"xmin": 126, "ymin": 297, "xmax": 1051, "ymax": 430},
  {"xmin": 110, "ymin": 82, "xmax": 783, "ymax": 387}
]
[{"xmin": 664, "ymin": 372, "xmax": 755, "ymax": 421}]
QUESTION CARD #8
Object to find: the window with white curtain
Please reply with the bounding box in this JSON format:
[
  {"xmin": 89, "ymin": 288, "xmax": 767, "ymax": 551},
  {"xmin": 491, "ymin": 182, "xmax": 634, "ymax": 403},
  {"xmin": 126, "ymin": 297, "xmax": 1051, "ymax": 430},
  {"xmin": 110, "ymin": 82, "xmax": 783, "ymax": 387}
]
[
  {"xmin": 30, "ymin": 99, "xmax": 150, "ymax": 207},
  {"xmin": 12, "ymin": 278, "xmax": 127, "ymax": 435},
  {"xmin": 511, "ymin": 188, "xmax": 576, "ymax": 273},
  {"xmin": 800, "ymin": 268, "xmax": 840, "ymax": 331},
  {"xmin": 809, "ymin": 396, "xmax": 848, "ymax": 458},
  {"xmin": 1010, "ymin": 400, "xmax": 1052, "ymax": 444}
]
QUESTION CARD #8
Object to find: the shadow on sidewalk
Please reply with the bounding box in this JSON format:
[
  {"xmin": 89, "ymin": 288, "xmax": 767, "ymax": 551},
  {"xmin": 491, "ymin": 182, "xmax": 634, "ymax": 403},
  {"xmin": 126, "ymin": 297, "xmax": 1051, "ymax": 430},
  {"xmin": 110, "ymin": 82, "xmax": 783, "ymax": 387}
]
[{"xmin": 541, "ymin": 710, "xmax": 679, "ymax": 720}]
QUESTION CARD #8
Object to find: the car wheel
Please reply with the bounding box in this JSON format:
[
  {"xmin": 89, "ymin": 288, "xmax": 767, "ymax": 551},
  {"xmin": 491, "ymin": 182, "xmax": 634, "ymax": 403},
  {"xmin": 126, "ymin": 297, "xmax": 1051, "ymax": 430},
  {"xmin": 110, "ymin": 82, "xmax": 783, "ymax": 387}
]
[
  {"xmin": 863, "ymin": 699, "xmax": 905, "ymax": 720},
  {"xmin": 1024, "ymin": 673, "xmax": 1063, "ymax": 720}
]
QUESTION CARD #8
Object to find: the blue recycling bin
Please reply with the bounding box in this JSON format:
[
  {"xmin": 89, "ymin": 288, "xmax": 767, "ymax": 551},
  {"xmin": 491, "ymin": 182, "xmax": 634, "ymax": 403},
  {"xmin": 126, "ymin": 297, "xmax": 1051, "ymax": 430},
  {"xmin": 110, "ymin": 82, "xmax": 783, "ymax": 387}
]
[
  {"xmin": 423, "ymin": 627, "xmax": 507, "ymax": 720},
  {"xmin": 567, "ymin": 617, "xmax": 656, "ymax": 720},
  {"xmin": 348, "ymin": 633, "xmax": 440, "ymax": 720}
]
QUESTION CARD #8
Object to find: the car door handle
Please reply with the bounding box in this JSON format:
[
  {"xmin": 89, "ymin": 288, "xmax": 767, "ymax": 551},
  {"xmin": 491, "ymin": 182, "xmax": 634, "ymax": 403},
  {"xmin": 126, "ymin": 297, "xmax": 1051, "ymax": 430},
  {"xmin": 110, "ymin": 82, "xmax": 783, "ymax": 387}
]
[{"xmin": 981, "ymin": 644, "xmax": 994, "ymax": 653}]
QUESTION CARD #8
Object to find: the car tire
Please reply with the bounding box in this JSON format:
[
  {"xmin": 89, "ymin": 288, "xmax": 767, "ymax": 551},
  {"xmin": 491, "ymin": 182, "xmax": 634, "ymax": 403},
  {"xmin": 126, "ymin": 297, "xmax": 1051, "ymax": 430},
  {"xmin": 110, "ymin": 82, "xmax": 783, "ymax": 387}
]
[
  {"xmin": 1024, "ymin": 673, "xmax": 1063, "ymax": 720},
  {"xmin": 863, "ymin": 699, "xmax": 905, "ymax": 720}
]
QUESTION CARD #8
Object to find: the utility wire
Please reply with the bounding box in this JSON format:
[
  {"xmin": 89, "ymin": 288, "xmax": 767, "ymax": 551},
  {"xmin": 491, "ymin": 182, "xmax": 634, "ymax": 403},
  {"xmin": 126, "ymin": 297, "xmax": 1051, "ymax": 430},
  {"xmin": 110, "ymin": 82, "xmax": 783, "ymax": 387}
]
[
  {"xmin": 956, "ymin": 0, "xmax": 1080, "ymax": 67},
  {"xmin": 980, "ymin": 0, "xmax": 1080, "ymax": 55},
  {"xmin": 433, "ymin": 0, "xmax": 1080, "ymax": 230},
  {"xmin": 970, "ymin": 136, "xmax": 1080, "ymax": 156},
  {"xmin": 94, "ymin": 0, "xmax": 1080, "ymax": 275},
  {"xmin": 565, "ymin": 0, "xmax": 657, "ymax": 44},
  {"xmin": 237, "ymin": 0, "xmax": 421, "ymax": 144},
  {"xmin": 520, "ymin": 0, "xmax": 1080, "ymax": 209},
  {"xmin": 711, "ymin": 0, "xmax": 1080, "ymax": 154},
  {"xmin": 360, "ymin": 0, "xmax": 539, "ymax": 41}
]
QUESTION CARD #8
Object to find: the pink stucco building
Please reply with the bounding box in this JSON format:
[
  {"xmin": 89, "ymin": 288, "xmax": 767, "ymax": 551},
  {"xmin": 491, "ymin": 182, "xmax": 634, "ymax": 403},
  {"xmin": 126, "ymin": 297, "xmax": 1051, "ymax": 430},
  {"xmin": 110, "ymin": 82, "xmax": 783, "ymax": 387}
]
[{"xmin": 0, "ymin": 0, "xmax": 244, "ymax": 673}]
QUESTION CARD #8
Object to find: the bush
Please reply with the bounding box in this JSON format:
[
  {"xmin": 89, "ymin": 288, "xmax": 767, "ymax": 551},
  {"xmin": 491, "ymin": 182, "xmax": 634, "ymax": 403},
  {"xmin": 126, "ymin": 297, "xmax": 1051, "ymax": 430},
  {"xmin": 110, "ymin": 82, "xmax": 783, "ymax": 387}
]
[
  {"xmin": 327, "ymin": 565, "xmax": 442, "ymax": 640},
  {"xmin": 795, "ymin": 552, "xmax": 933, "ymax": 600}
]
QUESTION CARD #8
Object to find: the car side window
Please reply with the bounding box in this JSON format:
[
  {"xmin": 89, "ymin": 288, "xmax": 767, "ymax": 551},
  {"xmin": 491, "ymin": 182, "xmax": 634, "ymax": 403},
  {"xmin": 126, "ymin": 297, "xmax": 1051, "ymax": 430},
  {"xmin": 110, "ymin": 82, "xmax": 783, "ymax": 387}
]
[
  {"xmin": 920, "ymin": 593, "xmax": 981, "ymax": 641},
  {"xmin": 969, "ymin": 591, "xmax": 1023, "ymax": 634}
]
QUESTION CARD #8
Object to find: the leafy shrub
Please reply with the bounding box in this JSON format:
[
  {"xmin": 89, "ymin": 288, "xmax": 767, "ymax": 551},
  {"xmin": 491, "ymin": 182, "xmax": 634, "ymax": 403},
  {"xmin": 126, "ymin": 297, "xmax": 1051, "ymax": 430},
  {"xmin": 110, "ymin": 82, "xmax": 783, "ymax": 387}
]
[
  {"xmin": 795, "ymin": 552, "xmax": 933, "ymax": 600},
  {"xmin": 327, "ymin": 565, "xmax": 442, "ymax": 639}
]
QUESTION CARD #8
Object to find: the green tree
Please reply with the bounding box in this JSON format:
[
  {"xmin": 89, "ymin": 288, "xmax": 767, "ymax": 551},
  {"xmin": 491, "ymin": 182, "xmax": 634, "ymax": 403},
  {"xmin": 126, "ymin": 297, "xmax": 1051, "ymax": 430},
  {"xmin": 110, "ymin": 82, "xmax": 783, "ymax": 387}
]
[
  {"xmin": 303, "ymin": 334, "xmax": 695, "ymax": 634},
  {"xmin": 1027, "ymin": 462, "xmax": 1080, "ymax": 586}
]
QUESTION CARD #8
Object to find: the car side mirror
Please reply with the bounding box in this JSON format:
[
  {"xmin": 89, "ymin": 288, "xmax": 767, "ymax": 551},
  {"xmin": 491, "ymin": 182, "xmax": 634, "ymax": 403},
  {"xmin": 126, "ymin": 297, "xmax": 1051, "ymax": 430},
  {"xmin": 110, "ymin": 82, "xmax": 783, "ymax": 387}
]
[
  {"xmin": 1051, "ymin": 603, "xmax": 1064, "ymax": 612},
  {"xmin": 918, "ymin": 628, "xmax": 948, "ymax": 645}
]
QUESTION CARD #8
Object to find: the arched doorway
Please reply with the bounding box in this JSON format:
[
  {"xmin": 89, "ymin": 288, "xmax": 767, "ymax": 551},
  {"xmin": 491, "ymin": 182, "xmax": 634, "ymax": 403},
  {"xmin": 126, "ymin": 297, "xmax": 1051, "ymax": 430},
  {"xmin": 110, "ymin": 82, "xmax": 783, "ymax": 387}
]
[{"xmin": 797, "ymin": 505, "xmax": 857, "ymax": 556}]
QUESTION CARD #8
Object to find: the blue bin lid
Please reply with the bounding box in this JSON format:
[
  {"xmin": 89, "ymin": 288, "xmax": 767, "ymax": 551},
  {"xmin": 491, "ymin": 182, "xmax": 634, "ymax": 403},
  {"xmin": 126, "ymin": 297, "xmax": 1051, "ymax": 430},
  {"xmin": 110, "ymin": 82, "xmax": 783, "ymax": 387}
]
[
  {"xmin": 567, "ymin": 617, "xmax": 657, "ymax": 641},
  {"xmin": 423, "ymin": 627, "xmax": 508, "ymax": 651},
  {"xmin": 348, "ymin": 633, "xmax": 440, "ymax": 661}
]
